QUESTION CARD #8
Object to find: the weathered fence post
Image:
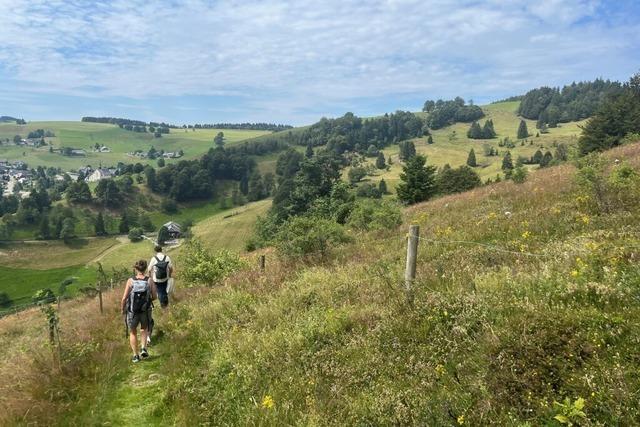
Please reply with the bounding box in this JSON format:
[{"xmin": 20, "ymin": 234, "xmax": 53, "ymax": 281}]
[
  {"xmin": 110, "ymin": 278, "xmax": 114, "ymax": 290},
  {"xmin": 259, "ymin": 255, "xmax": 266, "ymax": 273},
  {"xmin": 97, "ymin": 287, "xmax": 103, "ymax": 314},
  {"xmin": 404, "ymin": 225, "xmax": 420, "ymax": 299}
]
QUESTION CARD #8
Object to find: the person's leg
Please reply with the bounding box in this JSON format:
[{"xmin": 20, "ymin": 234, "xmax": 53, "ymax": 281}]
[
  {"xmin": 156, "ymin": 281, "xmax": 169, "ymax": 308},
  {"xmin": 140, "ymin": 328, "xmax": 148, "ymax": 348},
  {"xmin": 129, "ymin": 328, "xmax": 138, "ymax": 355}
]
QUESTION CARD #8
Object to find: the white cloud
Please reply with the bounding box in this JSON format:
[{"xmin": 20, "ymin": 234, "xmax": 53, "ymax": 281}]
[{"xmin": 0, "ymin": 0, "xmax": 638, "ymax": 123}]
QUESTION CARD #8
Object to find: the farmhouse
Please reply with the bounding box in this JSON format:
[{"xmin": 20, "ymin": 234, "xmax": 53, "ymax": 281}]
[
  {"xmin": 71, "ymin": 149, "xmax": 87, "ymax": 156},
  {"xmin": 86, "ymin": 168, "xmax": 114, "ymax": 182},
  {"xmin": 163, "ymin": 221, "xmax": 182, "ymax": 239}
]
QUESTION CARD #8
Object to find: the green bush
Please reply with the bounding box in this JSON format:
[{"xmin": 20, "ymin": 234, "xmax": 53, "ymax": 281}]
[
  {"xmin": 0, "ymin": 292, "xmax": 12, "ymax": 308},
  {"xmin": 347, "ymin": 199, "xmax": 403, "ymax": 231},
  {"xmin": 275, "ymin": 216, "xmax": 351, "ymax": 258},
  {"xmin": 32, "ymin": 288, "xmax": 55, "ymax": 305},
  {"xmin": 511, "ymin": 165, "xmax": 528, "ymax": 183},
  {"xmin": 127, "ymin": 227, "xmax": 143, "ymax": 242},
  {"xmin": 179, "ymin": 239, "xmax": 246, "ymax": 286}
]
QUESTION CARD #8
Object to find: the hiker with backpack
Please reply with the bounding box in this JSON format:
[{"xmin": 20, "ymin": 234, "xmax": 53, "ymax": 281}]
[
  {"xmin": 147, "ymin": 245, "xmax": 174, "ymax": 308},
  {"xmin": 121, "ymin": 260, "xmax": 157, "ymax": 363}
]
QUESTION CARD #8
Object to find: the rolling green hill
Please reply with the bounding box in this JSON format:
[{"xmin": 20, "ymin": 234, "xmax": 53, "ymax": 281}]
[{"xmin": 0, "ymin": 121, "xmax": 270, "ymax": 170}]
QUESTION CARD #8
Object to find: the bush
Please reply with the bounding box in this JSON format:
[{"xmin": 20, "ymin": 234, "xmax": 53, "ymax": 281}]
[
  {"xmin": 161, "ymin": 199, "xmax": 178, "ymax": 214},
  {"xmin": 275, "ymin": 216, "xmax": 351, "ymax": 258},
  {"xmin": 0, "ymin": 292, "xmax": 12, "ymax": 308},
  {"xmin": 128, "ymin": 227, "xmax": 143, "ymax": 242},
  {"xmin": 347, "ymin": 199, "xmax": 403, "ymax": 231},
  {"xmin": 179, "ymin": 239, "xmax": 246, "ymax": 286},
  {"xmin": 32, "ymin": 288, "xmax": 55, "ymax": 305},
  {"xmin": 356, "ymin": 183, "xmax": 381, "ymax": 199},
  {"xmin": 511, "ymin": 166, "xmax": 528, "ymax": 183}
]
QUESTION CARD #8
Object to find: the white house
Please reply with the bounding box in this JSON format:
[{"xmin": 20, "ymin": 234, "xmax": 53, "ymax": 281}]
[{"xmin": 86, "ymin": 168, "xmax": 114, "ymax": 182}]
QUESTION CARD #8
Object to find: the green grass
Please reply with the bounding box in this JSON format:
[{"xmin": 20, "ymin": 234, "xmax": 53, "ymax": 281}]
[
  {"xmin": 0, "ymin": 121, "xmax": 270, "ymax": 170},
  {"xmin": 358, "ymin": 101, "xmax": 584, "ymax": 192}
]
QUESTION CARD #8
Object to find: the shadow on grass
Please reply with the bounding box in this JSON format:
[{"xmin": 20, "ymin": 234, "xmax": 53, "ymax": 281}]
[{"xmin": 65, "ymin": 238, "xmax": 90, "ymax": 249}]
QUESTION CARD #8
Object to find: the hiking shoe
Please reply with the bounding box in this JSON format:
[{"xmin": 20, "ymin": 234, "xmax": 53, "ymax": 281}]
[
  {"xmin": 132, "ymin": 354, "xmax": 141, "ymax": 363},
  {"xmin": 140, "ymin": 348, "xmax": 149, "ymax": 359}
]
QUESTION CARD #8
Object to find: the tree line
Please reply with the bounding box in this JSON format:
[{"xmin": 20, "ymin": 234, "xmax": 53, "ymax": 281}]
[
  {"xmin": 187, "ymin": 123, "xmax": 293, "ymax": 131},
  {"xmin": 517, "ymin": 79, "xmax": 624, "ymax": 128},
  {"xmin": 422, "ymin": 97, "xmax": 484, "ymax": 129}
]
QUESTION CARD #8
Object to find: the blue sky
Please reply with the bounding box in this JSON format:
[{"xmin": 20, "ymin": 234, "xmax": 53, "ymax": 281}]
[{"xmin": 1, "ymin": 0, "xmax": 639, "ymax": 126}]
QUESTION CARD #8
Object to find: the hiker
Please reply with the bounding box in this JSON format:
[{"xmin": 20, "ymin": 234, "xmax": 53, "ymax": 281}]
[
  {"xmin": 121, "ymin": 260, "xmax": 156, "ymax": 363},
  {"xmin": 147, "ymin": 245, "xmax": 174, "ymax": 308}
]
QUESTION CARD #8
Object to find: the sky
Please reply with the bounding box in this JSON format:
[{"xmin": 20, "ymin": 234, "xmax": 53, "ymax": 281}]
[{"xmin": 1, "ymin": 0, "xmax": 639, "ymax": 126}]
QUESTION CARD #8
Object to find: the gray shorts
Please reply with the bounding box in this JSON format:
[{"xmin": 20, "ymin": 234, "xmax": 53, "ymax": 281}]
[{"xmin": 127, "ymin": 310, "xmax": 151, "ymax": 330}]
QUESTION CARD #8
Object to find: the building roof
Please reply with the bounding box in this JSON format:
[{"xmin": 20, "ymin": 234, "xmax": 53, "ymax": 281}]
[{"xmin": 163, "ymin": 221, "xmax": 182, "ymax": 232}]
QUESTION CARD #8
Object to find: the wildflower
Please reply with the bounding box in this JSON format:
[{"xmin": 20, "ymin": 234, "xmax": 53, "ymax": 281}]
[
  {"xmin": 521, "ymin": 231, "xmax": 531, "ymax": 239},
  {"xmin": 435, "ymin": 364, "xmax": 445, "ymax": 375},
  {"xmin": 571, "ymin": 270, "xmax": 579, "ymax": 278},
  {"xmin": 487, "ymin": 212, "xmax": 497, "ymax": 220},
  {"xmin": 261, "ymin": 395, "xmax": 275, "ymax": 409},
  {"xmin": 580, "ymin": 215, "xmax": 590, "ymax": 224},
  {"xmin": 457, "ymin": 414, "xmax": 465, "ymax": 425}
]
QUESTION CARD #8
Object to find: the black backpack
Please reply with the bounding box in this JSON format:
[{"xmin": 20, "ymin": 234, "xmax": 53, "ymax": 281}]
[
  {"xmin": 129, "ymin": 276, "xmax": 150, "ymax": 314},
  {"xmin": 154, "ymin": 255, "xmax": 169, "ymax": 281}
]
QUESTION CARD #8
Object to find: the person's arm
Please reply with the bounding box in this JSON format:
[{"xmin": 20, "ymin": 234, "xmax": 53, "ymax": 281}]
[
  {"xmin": 148, "ymin": 278, "xmax": 157, "ymax": 301},
  {"xmin": 120, "ymin": 279, "xmax": 132, "ymax": 314}
]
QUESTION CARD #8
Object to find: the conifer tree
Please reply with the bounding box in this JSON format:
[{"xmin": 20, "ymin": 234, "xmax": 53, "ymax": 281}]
[
  {"xmin": 95, "ymin": 212, "xmax": 106, "ymax": 236},
  {"xmin": 467, "ymin": 121, "xmax": 483, "ymax": 139},
  {"xmin": 375, "ymin": 151, "xmax": 386, "ymax": 169},
  {"xmin": 540, "ymin": 151, "xmax": 553, "ymax": 168},
  {"xmin": 305, "ymin": 143, "xmax": 313, "ymax": 158},
  {"xmin": 517, "ymin": 119, "xmax": 529, "ymax": 139},
  {"xmin": 427, "ymin": 135, "xmax": 434, "ymax": 144},
  {"xmin": 378, "ymin": 179, "xmax": 388, "ymax": 194},
  {"xmin": 396, "ymin": 155, "xmax": 437, "ymax": 204},
  {"xmin": 502, "ymin": 151, "xmax": 514, "ymax": 171},
  {"xmin": 532, "ymin": 149, "xmax": 543, "ymax": 164},
  {"xmin": 118, "ymin": 212, "xmax": 130, "ymax": 234},
  {"xmin": 38, "ymin": 215, "xmax": 51, "ymax": 240},
  {"xmin": 482, "ymin": 119, "xmax": 496, "ymax": 138},
  {"xmin": 466, "ymin": 148, "xmax": 477, "ymax": 167}
]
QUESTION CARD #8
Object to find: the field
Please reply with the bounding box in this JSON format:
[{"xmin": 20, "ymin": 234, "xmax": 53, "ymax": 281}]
[
  {"xmin": 0, "ymin": 121, "xmax": 270, "ymax": 171},
  {"xmin": 0, "ymin": 199, "xmax": 271, "ymax": 309},
  {"xmin": 356, "ymin": 101, "xmax": 584, "ymax": 192}
]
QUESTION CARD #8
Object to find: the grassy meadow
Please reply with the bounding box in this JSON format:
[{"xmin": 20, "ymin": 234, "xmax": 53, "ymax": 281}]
[
  {"xmin": 0, "ymin": 121, "xmax": 270, "ymax": 170},
  {"xmin": 358, "ymin": 101, "xmax": 584, "ymax": 192},
  {"xmin": 0, "ymin": 142, "xmax": 637, "ymax": 424}
]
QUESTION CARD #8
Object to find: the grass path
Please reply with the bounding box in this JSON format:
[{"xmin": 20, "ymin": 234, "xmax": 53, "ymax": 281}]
[{"xmin": 98, "ymin": 319, "xmax": 173, "ymax": 426}]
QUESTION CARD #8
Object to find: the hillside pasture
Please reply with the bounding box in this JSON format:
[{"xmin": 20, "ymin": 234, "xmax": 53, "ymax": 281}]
[{"xmin": 0, "ymin": 121, "xmax": 270, "ymax": 170}]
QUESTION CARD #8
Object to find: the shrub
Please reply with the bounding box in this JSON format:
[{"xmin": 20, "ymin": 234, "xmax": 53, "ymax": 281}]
[
  {"xmin": 128, "ymin": 227, "xmax": 143, "ymax": 242},
  {"xmin": 356, "ymin": 183, "xmax": 382, "ymax": 199},
  {"xmin": 511, "ymin": 166, "xmax": 528, "ymax": 183},
  {"xmin": 347, "ymin": 199, "xmax": 403, "ymax": 231},
  {"xmin": 275, "ymin": 216, "xmax": 351, "ymax": 258},
  {"xmin": 179, "ymin": 239, "xmax": 246, "ymax": 286},
  {"xmin": 0, "ymin": 292, "xmax": 11, "ymax": 308},
  {"xmin": 161, "ymin": 199, "xmax": 178, "ymax": 214},
  {"xmin": 32, "ymin": 288, "xmax": 55, "ymax": 305}
]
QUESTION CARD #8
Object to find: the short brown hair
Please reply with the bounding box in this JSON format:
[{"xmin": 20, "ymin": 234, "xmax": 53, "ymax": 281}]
[
  {"xmin": 154, "ymin": 245, "xmax": 162, "ymax": 253},
  {"xmin": 134, "ymin": 259, "xmax": 147, "ymax": 273}
]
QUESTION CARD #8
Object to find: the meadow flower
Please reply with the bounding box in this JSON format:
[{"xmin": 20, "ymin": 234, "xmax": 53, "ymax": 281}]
[
  {"xmin": 521, "ymin": 231, "xmax": 531, "ymax": 239},
  {"xmin": 262, "ymin": 395, "xmax": 275, "ymax": 409},
  {"xmin": 457, "ymin": 414, "xmax": 465, "ymax": 425}
]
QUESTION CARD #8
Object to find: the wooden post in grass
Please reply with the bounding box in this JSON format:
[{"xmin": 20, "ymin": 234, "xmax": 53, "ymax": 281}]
[
  {"xmin": 259, "ymin": 255, "xmax": 266, "ymax": 273},
  {"xmin": 97, "ymin": 287, "xmax": 103, "ymax": 314},
  {"xmin": 404, "ymin": 225, "xmax": 420, "ymax": 299}
]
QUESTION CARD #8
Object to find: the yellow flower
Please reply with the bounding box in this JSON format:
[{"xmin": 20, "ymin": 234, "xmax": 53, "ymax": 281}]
[
  {"xmin": 261, "ymin": 395, "xmax": 274, "ymax": 409},
  {"xmin": 435, "ymin": 364, "xmax": 446, "ymax": 375},
  {"xmin": 521, "ymin": 231, "xmax": 531, "ymax": 239},
  {"xmin": 487, "ymin": 212, "xmax": 497, "ymax": 220},
  {"xmin": 571, "ymin": 270, "xmax": 579, "ymax": 278},
  {"xmin": 457, "ymin": 415, "xmax": 465, "ymax": 425}
]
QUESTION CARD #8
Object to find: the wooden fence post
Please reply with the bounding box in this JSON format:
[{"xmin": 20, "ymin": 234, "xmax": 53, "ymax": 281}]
[
  {"xmin": 404, "ymin": 225, "xmax": 420, "ymax": 299},
  {"xmin": 97, "ymin": 288, "xmax": 103, "ymax": 314},
  {"xmin": 259, "ymin": 255, "xmax": 266, "ymax": 273}
]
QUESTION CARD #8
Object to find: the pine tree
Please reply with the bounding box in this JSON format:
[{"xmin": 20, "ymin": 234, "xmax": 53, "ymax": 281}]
[
  {"xmin": 38, "ymin": 215, "xmax": 51, "ymax": 240},
  {"xmin": 305, "ymin": 143, "xmax": 313, "ymax": 158},
  {"xmin": 532, "ymin": 149, "xmax": 543, "ymax": 164},
  {"xmin": 517, "ymin": 119, "xmax": 529, "ymax": 139},
  {"xmin": 399, "ymin": 140, "xmax": 416, "ymax": 160},
  {"xmin": 59, "ymin": 218, "xmax": 75, "ymax": 243},
  {"xmin": 247, "ymin": 172, "xmax": 266, "ymax": 201},
  {"xmin": 482, "ymin": 119, "xmax": 496, "ymax": 138},
  {"xmin": 467, "ymin": 121, "xmax": 483, "ymax": 139},
  {"xmin": 378, "ymin": 179, "xmax": 388, "ymax": 194},
  {"xmin": 540, "ymin": 151, "xmax": 553, "ymax": 168},
  {"xmin": 502, "ymin": 151, "xmax": 514, "ymax": 171},
  {"xmin": 95, "ymin": 212, "xmax": 106, "ymax": 236},
  {"xmin": 118, "ymin": 212, "xmax": 130, "ymax": 234},
  {"xmin": 157, "ymin": 225, "xmax": 170, "ymax": 245},
  {"xmin": 466, "ymin": 149, "xmax": 477, "ymax": 167},
  {"xmin": 375, "ymin": 151, "xmax": 386, "ymax": 169},
  {"xmin": 427, "ymin": 135, "xmax": 434, "ymax": 144},
  {"xmin": 396, "ymin": 155, "xmax": 437, "ymax": 204}
]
